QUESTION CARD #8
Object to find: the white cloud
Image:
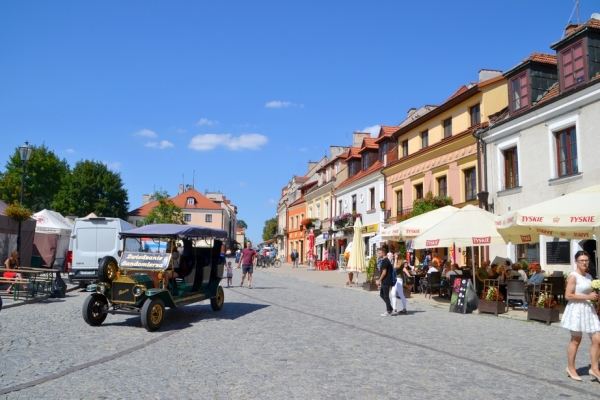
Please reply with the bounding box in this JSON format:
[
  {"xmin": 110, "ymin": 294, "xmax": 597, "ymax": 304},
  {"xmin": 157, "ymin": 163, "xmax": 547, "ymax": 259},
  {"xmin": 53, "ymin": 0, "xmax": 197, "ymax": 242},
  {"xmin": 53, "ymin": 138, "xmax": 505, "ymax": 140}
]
[
  {"xmin": 146, "ymin": 140, "xmax": 174, "ymax": 149},
  {"xmin": 103, "ymin": 161, "xmax": 122, "ymax": 170},
  {"xmin": 65, "ymin": 148, "xmax": 75, "ymax": 154},
  {"xmin": 265, "ymin": 100, "xmax": 304, "ymax": 108},
  {"xmin": 188, "ymin": 133, "xmax": 268, "ymax": 151},
  {"xmin": 299, "ymin": 147, "xmax": 308, "ymax": 152},
  {"xmin": 362, "ymin": 125, "xmax": 381, "ymax": 138},
  {"xmin": 134, "ymin": 129, "xmax": 157, "ymax": 138},
  {"xmin": 196, "ymin": 118, "xmax": 219, "ymax": 126}
]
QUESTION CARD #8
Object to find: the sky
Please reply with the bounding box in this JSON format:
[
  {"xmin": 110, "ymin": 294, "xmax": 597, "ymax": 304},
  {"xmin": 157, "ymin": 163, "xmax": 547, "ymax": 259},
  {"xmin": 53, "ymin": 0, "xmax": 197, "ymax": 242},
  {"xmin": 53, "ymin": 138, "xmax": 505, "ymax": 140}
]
[{"xmin": 0, "ymin": 0, "xmax": 597, "ymax": 244}]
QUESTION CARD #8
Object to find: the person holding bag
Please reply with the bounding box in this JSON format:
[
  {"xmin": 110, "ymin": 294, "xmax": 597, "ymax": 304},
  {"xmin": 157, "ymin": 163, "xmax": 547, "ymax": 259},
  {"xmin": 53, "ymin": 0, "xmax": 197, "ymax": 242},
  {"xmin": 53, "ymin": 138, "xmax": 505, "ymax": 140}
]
[{"xmin": 390, "ymin": 258, "xmax": 408, "ymax": 315}]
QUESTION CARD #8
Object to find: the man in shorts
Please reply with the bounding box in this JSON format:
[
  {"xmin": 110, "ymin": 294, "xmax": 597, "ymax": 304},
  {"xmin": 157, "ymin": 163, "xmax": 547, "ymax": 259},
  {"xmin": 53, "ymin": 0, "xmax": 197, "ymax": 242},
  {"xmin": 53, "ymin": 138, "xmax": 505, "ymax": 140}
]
[{"xmin": 238, "ymin": 241, "xmax": 257, "ymax": 288}]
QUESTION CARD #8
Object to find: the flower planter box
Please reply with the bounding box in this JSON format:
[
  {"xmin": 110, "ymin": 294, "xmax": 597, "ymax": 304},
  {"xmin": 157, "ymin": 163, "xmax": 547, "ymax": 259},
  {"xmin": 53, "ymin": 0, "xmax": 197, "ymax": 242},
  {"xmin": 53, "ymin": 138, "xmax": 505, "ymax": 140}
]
[
  {"xmin": 363, "ymin": 282, "xmax": 379, "ymax": 291},
  {"xmin": 478, "ymin": 300, "xmax": 507, "ymax": 316},
  {"xmin": 403, "ymin": 287, "xmax": 412, "ymax": 299},
  {"xmin": 527, "ymin": 307, "xmax": 560, "ymax": 325}
]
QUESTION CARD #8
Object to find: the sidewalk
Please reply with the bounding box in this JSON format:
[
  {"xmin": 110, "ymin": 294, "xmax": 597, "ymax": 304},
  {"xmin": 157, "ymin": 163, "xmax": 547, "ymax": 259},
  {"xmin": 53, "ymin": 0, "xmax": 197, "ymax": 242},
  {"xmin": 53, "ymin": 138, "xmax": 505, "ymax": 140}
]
[
  {"xmin": 258, "ymin": 262, "xmax": 564, "ymax": 324},
  {"xmin": 0, "ymin": 273, "xmax": 80, "ymax": 310}
]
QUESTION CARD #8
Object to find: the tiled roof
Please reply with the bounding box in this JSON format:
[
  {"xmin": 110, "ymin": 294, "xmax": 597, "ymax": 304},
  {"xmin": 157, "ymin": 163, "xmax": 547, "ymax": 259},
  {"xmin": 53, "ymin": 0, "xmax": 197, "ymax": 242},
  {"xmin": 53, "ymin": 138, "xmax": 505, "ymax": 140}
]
[
  {"xmin": 374, "ymin": 126, "xmax": 397, "ymax": 143},
  {"xmin": 358, "ymin": 138, "xmax": 378, "ymax": 153},
  {"xmin": 319, "ymin": 149, "xmax": 350, "ymax": 171},
  {"xmin": 295, "ymin": 176, "xmax": 309, "ymax": 183},
  {"xmin": 488, "ymin": 106, "xmax": 509, "ymax": 124},
  {"xmin": 344, "ymin": 147, "xmax": 362, "ymax": 160},
  {"xmin": 288, "ymin": 197, "xmax": 305, "ymax": 208},
  {"xmin": 299, "ymin": 181, "xmax": 318, "ymax": 191},
  {"xmin": 535, "ymin": 82, "xmax": 559, "ymax": 106},
  {"xmin": 504, "ymin": 53, "xmax": 557, "ymax": 77},
  {"xmin": 551, "ymin": 18, "xmax": 600, "ymax": 48},
  {"xmin": 128, "ymin": 189, "xmax": 221, "ymax": 217},
  {"xmin": 442, "ymin": 85, "xmax": 469, "ymax": 103},
  {"xmin": 335, "ymin": 159, "xmax": 383, "ymax": 191}
]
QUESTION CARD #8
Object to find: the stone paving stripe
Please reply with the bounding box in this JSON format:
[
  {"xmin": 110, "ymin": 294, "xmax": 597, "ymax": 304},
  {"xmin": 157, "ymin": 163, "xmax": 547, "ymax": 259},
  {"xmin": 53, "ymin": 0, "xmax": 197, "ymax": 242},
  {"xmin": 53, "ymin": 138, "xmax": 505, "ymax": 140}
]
[
  {"xmin": 234, "ymin": 288, "xmax": 598, "ymax": 398},
  {"xmin": 0, "ymin": 328, "xmax": 178, "ymax": 396}
]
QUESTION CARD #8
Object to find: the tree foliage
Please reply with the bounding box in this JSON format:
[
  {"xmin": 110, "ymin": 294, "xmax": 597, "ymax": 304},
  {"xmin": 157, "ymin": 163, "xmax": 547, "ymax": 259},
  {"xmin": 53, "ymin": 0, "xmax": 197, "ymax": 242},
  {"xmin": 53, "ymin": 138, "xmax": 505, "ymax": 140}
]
[
  {"xmin": 141, "ymin": 191, "xmax": 185, "ymax": 225},
  {"xmin": 262, "ymin": 217, "xmax": 278, "ymax": 241},
  {"xmin": 52, "ymin": 160, "xmax": 129, "ymax": 219},
  {"xmin": 397, "ymin": 191, "xmax": 453, "ymax": 222},
  {"xmin": 236, "ymin": 219, "xmax": 248, "ymax": 229},
  {"xmin": 0, "ymin": 143, "xmax": 70, "ymax": 210}
]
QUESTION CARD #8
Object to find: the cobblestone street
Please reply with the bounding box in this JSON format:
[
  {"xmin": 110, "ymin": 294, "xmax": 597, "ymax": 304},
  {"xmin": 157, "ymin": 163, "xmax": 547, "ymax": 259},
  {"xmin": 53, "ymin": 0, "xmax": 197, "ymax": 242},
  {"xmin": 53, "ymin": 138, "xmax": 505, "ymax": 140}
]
[{"xmin": 1, "ymin": 265, "xmax": 599, "ymax": 399}]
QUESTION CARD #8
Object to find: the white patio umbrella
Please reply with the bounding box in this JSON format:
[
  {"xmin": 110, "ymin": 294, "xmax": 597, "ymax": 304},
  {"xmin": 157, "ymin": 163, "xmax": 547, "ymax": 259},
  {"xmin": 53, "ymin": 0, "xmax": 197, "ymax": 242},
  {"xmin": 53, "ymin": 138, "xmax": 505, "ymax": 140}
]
[
  {"xmin": 495, "ymin": 184, "xmax": 600, "ymax": 243},
  {"xmin": 381, "ymin": 205, "xmax": 459, "ymax": 241},
  {"xmin": 347, "ymin": 218, "xmax": 366, "ymax": 273}
]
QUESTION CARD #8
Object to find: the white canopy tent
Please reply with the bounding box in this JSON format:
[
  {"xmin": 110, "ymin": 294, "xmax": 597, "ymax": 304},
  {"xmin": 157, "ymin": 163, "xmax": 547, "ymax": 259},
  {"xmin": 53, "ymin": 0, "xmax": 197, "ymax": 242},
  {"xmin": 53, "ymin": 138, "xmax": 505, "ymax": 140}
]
[
  {"xmin": 32, "ymin": 209, "xmax": 73, "ymax": 268},
  {"xmin": 381, "ymin": 205, "xmax": 459, "ymax": 241}
]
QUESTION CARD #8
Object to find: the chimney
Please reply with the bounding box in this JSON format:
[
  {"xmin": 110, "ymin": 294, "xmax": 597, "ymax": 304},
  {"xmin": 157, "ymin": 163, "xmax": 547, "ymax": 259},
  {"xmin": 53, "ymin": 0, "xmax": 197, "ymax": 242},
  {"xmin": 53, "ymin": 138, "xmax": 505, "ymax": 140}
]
[
  {"xmin": 142, "ymin": 194, "xmax": 151, "ymax": 205},
  {"xmin": 178, "ymin": 184, "xmax": 184, "ymax": 195},
  {"xmin": 407, "ymin": 108, "xmax": 417, "ymax": 118},
  {"xmin": 478, "ymin": 69, "xmax": 502, "ymax": 82},
  {"xmin": 565, "ymin": 23, "xmax": 580, "ymax": 36},
  {"xmin": 352, "ymin": 132, "xmax": 369, "ymax": 147}
]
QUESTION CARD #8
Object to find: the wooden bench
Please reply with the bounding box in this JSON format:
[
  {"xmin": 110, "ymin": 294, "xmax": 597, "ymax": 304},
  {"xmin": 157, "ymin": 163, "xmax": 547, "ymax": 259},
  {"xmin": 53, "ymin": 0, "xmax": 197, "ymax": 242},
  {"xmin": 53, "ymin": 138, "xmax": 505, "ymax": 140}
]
[{"xmin": 0, "ymin": 267, "xmax": 58, "ymax": 300}]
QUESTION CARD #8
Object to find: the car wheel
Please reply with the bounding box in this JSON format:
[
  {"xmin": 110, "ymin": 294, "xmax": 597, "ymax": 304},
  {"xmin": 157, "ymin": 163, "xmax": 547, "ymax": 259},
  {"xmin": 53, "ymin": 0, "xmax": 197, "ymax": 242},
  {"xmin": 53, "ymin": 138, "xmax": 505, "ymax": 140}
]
[
  {"xmin": 98, "ymin": 256, "xmax": 118, "ymax": 282},
  {"xmin": 82, "ymin": 294, "xmax": 108, "ymax": 326},
  {"xmin": 141, "ymin": 298, "xmax": 165, "ymax": 331},
  {"xmin": 210, "ymin": 286, "xmax": 224, "ymax": 311}
]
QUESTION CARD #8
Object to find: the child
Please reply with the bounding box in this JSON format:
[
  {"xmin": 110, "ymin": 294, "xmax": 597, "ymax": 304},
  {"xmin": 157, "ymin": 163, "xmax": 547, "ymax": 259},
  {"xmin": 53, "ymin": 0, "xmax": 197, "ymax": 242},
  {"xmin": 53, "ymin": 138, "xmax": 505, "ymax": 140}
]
[{"xmin": 226, "ymin": 261, "xmax": 233, "ymax": 287}]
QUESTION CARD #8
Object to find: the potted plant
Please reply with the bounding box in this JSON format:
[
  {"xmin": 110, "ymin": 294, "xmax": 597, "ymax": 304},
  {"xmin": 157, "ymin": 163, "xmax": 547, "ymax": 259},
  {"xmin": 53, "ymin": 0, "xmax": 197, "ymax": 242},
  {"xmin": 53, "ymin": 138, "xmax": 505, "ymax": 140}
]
[
  {"xmin": 527, "ymin": 290, "xmax": 559, "ymax": 325},
  {"xmin": 4, "ymin": 202, "xmax": 32, "ymax": 222},
  {"xmin": 363, "ymin": 254, "xmax": 378, "ymax": 291},
  {"xmin": 478, "ymin": 285, "xmax": 506, "ymax": 316}
]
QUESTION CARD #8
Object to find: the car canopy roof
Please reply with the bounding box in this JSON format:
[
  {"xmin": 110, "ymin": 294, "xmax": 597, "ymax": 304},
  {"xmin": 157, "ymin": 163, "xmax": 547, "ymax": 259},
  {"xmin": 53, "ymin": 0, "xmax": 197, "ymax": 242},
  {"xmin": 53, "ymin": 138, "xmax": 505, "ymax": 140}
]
[{"xmin": 120, "ymin": 224, "xmax": 227, "ymax": 240}]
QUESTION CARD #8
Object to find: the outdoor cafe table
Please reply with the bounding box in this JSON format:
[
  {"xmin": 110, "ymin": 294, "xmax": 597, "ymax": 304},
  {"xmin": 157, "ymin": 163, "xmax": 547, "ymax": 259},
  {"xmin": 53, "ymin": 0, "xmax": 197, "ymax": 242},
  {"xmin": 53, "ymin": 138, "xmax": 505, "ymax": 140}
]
[{"xmin": 0, "ymin": 266, "xmax": 59, "ymax": 300}]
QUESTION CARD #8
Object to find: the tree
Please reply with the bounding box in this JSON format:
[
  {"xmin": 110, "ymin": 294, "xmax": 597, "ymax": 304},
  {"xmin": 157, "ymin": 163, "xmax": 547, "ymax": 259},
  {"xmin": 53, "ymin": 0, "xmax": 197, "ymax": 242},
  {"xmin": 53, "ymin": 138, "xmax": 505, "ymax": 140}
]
[
  {"xmin": 141, "ymin": 191, "xmax": 185, "ymax": 225},
  {"xmin": 52, "ymin": 160, "xmax": 129, "ymax": 219},
  {"xmin": 237, "ymin": 220, "xmax": 248, "ymax": 229},
  {"xmin": 397, "ymin": 191, "xmax": 453, "ymax": 222},
  {"xmin": 0, "ymin": 143, "xmax": 70, "ymax": 210},
  {"xmin": 262, "ymin": 217, "xmax": 278, "ymax": 241}
]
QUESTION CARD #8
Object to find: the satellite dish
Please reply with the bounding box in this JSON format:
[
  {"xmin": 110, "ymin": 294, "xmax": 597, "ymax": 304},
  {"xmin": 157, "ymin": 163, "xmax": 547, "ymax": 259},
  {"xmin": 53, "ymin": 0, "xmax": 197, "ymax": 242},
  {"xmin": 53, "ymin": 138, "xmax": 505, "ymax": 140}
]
[{"xmin": 592, "ymin": 13, "xmax": 600, "ymax": 21}]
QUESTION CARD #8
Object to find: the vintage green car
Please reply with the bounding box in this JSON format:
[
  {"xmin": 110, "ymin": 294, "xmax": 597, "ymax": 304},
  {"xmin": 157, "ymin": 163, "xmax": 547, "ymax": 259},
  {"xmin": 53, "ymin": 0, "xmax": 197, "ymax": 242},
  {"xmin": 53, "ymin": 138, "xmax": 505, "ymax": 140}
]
[{"xmin": 82, "ymin": 224, "xmax": 227, "ymax": 331}]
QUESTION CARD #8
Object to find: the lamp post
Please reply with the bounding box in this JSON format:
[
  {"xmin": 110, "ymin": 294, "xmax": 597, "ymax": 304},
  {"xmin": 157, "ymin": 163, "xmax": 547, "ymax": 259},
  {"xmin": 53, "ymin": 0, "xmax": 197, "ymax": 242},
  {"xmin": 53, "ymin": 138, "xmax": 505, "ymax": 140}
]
[{"xmin": 16, "ymin": 141, "xmax": 33, "ymax": 258}]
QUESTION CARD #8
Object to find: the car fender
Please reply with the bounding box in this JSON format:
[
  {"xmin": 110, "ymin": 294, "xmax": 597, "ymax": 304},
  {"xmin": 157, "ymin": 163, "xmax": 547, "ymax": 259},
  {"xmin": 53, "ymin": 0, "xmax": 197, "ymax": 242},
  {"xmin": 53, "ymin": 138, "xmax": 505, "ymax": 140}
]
[{"xmin": 144, "ymin": 288, "xmax": 177, "ymax": 308}]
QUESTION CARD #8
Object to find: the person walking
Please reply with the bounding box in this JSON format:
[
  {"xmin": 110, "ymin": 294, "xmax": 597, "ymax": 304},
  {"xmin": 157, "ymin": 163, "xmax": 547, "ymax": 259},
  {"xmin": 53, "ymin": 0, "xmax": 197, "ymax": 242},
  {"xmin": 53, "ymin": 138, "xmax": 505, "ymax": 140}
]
[
  {"xmin": 560, "ymin": 250, "xmax": 600, "ymax": 382},
  {"xmin": 390, "ymin": 261, "xmax": 408, "ymax": 315},
  {"xmin": 225, "ymin": 261, "xmax": 233, "ymax": 288},
  {"xmin": 376, "ymin": 248, "xmax": 394, "ymax": 317},
  {"xmin": 290, "ymin": 248, "xmax": 298, "ymax": 267},
  {"xmin": 238, "ymin": 241, "xmax": 257, "ymax": 289}
]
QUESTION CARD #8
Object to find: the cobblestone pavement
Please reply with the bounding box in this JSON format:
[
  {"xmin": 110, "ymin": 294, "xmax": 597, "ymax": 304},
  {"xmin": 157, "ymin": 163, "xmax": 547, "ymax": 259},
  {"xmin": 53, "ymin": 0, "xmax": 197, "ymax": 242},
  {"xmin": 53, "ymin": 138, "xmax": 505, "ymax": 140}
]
[{"xmin": 1, "ymin": 267, "xmax": 599, "ymax": 399}]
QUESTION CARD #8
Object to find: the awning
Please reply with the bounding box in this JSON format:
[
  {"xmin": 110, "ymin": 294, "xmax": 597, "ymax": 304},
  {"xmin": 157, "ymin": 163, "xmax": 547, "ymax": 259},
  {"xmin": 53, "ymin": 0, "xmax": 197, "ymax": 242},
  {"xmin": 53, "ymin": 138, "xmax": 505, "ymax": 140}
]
[
  {"xmin": 315, "ymin": 233, "xmax": 329, "ymax": 245},
  {"xmin": 368, "ymin": 234, "xmax": 384, "ymax": 245}
]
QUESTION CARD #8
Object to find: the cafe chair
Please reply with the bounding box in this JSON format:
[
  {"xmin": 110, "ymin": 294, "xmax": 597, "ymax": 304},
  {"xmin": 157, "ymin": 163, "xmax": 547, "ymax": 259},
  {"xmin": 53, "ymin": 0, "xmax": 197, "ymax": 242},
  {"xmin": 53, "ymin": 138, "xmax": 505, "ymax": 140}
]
[
  {"xmin": 506, "ymin": 280, "xmax": 527, "ymax": 311},
  {"xmin": 544, "ymin": 277, "xmax": 566, "ymax": 304},
  {"xmin": 424, "ymin": 272, "xmax": 442, "ymax": 299}
]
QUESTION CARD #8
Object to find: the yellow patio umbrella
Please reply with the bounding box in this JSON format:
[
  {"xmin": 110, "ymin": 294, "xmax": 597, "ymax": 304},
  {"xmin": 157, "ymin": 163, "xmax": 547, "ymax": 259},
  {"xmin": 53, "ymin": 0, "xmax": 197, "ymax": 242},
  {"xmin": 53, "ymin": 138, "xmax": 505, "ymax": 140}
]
[{"xmin": 347, "ymin": 217, "xmax": 365, "ymax": 273}]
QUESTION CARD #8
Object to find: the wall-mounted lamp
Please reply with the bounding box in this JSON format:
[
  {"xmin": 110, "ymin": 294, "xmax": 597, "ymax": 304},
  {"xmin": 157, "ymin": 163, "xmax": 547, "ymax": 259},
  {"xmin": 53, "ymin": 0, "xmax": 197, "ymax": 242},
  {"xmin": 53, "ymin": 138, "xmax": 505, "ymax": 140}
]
[
  {"xmin": 379, "ymin": 200, "xmax": 386, "ymax": 210},
  {"xmin": 477, "ymin": 191, "xmax": 494, "ymax": 213}
]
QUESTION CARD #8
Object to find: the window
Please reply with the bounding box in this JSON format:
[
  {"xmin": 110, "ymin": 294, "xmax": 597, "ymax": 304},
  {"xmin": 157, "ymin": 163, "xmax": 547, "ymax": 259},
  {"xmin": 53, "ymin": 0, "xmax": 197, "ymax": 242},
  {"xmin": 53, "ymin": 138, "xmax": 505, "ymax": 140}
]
[
  {"xmin": 401, "ymin": 140, "xmax": 408, "ymax": 157},
  {"xmin": 205, "ymin": 214, "xmax": 212, "ymax": 223},
  {"xmin": 338, "ymin": 200, "xmax": 343, "ymax": 216},
  {"xmin": 349, "ymin": 160, "xmax": 359, "ymax": 177},
  {"xmin": 308, "ymin": 207, "xmax": 312, "ymax": 218},
  {"xmin": 184, "ymin": 214, "xmax": 191, "ymax": 222},
  {"xmin": 510, "ymin": 72, "xmax": 529, "ymax": 112},
  {"xmin": 517, "ymin": 243, "xmax": 540, "ymax": 263},
  {"xmin": 396, "ymin": 191, "xmax": 403, "ymax": 215},
  {"xmin": 464, "ymin": 168, "xmax": 477, "ymax": 201},
  {"xmin": 379, "ymin": 141, "xmax": 389, "ymax": 161},
  {"xmin": 362, "ymin": 155, "xmax": 369, "ymax": 170},
  {"xmin": 443, "ymin": 118, "xmax": 452, "ymax": 138},
  {"xmin": 555, "ymin": 127, "xmax": 578, "ymax": 176},
  {"xmin": 187, "ymin": 197, "xmax": 195, "ymax": 205},
  {"xmin": 335, "ymin": 162, "xmax": 340, "ymax": 174},
  {"xmin": 326, "ymin": 168, "xmax": 331, "ymax": 181},
  {"xmin": 414, "ymin": 184, "xmax": 423, "ymax": 200},
  {"xmin": 421, "ymin": 130, "xmax": 429, "ymax": 148},
  {"xmin": 470, "ymin": 104, "xmax": 480, "ymax": 126},
  {"xmin": 316, "ymin": 204, "xmax": 320, "ymax": 219},
  {"xmin": 290, "ymin": 217, "xmax": 293, "ymax": 228},
  {"xmin": 437, "ymin": 176, "xmax": 447, "ymax": 197},
  {"xmin": 369, "ymin": 187, "xmax": 375, "ymax": 210},
  {"xmin": 560, "ymin": 41, "xmax": 585, "ymax": 90},
  {"xmin": 503, "ymin": 147, "xmax": 519, "ymax": 189},
  {"xmin": 325, "ymin": 201, "xmax": 329, "ymax": 218},
  {"xmin": 352, "ymin": 195, "xmax": 357, "ymax": 213}
]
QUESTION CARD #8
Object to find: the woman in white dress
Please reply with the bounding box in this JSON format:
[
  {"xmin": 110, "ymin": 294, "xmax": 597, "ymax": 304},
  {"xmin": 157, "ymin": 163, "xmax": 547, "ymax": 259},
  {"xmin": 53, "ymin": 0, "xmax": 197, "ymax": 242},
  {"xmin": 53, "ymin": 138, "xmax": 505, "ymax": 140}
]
[{"xmin": 560, "ymin": 250, "xmax": 600, "ymax": 381}]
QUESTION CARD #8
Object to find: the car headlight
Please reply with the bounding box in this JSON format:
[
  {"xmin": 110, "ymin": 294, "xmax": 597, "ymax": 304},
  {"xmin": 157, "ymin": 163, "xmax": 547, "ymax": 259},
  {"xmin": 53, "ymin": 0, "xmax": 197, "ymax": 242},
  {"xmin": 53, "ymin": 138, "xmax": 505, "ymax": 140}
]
[
  {"xmin": 96, "ymin": 282, "xmax": 110, "ymax": 294},
  {"xmin": 132, "ymin": 285, "xmax": 146, "ymax": 296}
]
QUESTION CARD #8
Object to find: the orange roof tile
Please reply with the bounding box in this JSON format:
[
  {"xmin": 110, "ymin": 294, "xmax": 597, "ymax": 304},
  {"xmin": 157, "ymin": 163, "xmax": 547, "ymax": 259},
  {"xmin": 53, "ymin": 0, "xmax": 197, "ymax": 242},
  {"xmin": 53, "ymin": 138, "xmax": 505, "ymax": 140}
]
[
  {"xmin": 288, "ymin": 197, "xmax": 305, "ymax": 208},
  {"xmin": 129, "ymin": 189, "xmax": 221, "ymax": 217},
  {"xmin": 535, "ymin": 82, "xmax": 559, "ymax": 106},
  {"xmin": 551, "ymin": 18, "xmax": 600, "ymax": 48},
  {"xmin": 358, "ymin": 138, "xmax": 378, "ymax": 153},
  {"xmin": 504, "ymin": 53, "xmax": 556, "ymax": 77},
  {"xmin": 344, "ymin": 147, "xmax": 362, "ymax": 160},
  {"xmin": 442, "ymin": 85, "xmax": 469, "ymax": 103},
  {"xmin": 335, "ymin": 160, "xmax": 383, "ymax": 191}
]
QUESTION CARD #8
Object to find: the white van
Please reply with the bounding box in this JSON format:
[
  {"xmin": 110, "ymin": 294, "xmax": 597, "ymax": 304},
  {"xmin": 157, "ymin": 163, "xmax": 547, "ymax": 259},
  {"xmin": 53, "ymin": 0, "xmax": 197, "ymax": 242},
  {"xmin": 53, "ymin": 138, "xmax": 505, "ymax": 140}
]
[{"xmin": 67, "ymin": 217, "xmax": 134, "ymax": 285}]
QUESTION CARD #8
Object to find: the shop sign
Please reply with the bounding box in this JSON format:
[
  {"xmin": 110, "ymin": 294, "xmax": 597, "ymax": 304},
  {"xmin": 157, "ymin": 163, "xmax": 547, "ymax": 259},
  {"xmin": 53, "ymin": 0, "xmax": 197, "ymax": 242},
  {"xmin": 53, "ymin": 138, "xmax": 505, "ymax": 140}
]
[{"xmin": 362, "ymin": 223, "xmax": 378, "ymax": 233}]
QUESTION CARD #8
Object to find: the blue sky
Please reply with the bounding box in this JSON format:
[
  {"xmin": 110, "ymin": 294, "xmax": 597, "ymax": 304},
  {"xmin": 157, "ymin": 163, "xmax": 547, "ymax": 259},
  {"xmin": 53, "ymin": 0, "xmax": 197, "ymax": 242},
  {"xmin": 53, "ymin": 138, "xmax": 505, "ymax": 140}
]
[{"xmin": 0, "ymin": 0, "xmax": 597, "ymax": 244}]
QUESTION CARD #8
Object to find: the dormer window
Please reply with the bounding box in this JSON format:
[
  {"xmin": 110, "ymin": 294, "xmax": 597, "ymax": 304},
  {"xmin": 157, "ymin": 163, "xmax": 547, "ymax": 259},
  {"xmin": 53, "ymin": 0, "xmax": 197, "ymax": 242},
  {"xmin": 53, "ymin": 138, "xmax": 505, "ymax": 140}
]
[
  {"xmin": 510, "ymin": 72, "xmax": 529, "ymax": 112},
  {"xmin": 326, "ymin": 168, "xmax": 331, "ymax": 181},
  {"xmin": 187, "ymin": 197, "xmax": 195, "ymax": 205},
  {"xmin": 560, "ymin": 40, "xmax": 586, "ymax": 91}
]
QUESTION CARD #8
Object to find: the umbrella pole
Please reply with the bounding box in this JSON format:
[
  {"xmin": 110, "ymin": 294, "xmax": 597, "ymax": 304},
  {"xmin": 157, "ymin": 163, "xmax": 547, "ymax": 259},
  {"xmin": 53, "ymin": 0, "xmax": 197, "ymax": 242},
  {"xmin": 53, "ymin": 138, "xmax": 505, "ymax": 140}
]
[{"xmin": 472, "ymin": 246, "xmax": 476, "ymax": 292}]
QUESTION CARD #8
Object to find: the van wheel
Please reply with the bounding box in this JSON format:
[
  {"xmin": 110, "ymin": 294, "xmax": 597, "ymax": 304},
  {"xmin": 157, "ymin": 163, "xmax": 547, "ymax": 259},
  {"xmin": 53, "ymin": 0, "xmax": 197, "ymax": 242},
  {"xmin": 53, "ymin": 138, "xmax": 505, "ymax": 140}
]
[
  {"xmin": 98, "ymin": 256, "xmax": 118, "ymax": 282},
  {"xmin": 82, "ymin": 294, "xmax": 107, "ymax": 326},
  {"xmin": 210, "ymin": 286, "xmax": 224, "ymax": 311}
]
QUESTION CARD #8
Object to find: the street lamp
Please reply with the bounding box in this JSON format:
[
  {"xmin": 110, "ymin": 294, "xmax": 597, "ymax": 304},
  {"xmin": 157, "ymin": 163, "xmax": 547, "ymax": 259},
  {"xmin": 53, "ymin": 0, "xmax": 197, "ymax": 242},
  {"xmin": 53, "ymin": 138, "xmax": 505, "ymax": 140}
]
[
  {"xmin": 16, "ymin": 141, "xmax": 33, "ymax": 257},
  {"xmin": 379, "ymin": 200, "xmax": 386, "ymax": 210}
]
